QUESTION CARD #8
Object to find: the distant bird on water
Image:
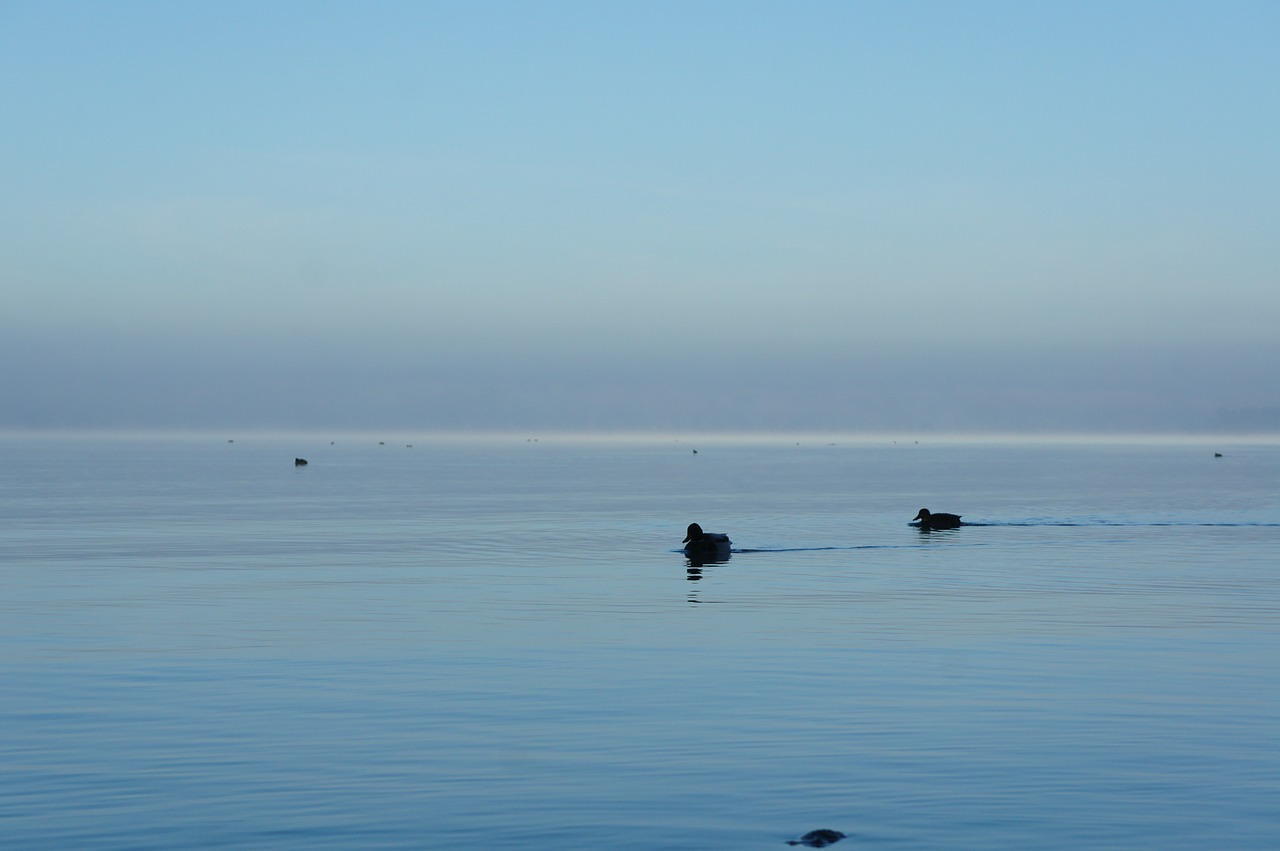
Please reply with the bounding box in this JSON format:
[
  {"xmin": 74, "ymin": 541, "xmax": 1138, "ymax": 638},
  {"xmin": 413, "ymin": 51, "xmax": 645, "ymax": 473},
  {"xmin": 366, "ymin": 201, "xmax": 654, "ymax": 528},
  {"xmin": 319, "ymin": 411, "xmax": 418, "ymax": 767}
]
[
  {"xmin": 911, "ymin": 508, "xmax": 961, "ymax": 529},
  {"xmin": 683, "ymin": 522, "xmax": 731, "ymax": 557},
  {"xmin": 787, "ymin": 829, "xmax": 846, "ymax": 848},
  {"xmin": 295, "ymin": 458, "xmax": 308, "ymax": 466}
]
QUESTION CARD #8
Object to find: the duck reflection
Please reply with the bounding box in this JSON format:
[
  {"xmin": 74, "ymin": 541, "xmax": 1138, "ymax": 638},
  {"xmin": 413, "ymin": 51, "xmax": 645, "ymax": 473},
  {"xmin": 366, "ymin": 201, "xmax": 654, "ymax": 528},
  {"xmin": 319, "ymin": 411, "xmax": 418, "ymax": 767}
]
[{"xmin": 685, "ymin": 548, "xmax": 731, "ymax": 578}]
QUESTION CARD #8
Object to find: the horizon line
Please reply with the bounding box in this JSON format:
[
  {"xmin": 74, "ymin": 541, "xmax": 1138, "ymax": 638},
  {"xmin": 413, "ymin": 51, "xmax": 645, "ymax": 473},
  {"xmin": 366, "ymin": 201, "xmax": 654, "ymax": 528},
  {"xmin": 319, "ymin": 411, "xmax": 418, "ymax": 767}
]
[{"xmin": 1, "ymin": 428, "xmax": 1277, "ymax": 447}]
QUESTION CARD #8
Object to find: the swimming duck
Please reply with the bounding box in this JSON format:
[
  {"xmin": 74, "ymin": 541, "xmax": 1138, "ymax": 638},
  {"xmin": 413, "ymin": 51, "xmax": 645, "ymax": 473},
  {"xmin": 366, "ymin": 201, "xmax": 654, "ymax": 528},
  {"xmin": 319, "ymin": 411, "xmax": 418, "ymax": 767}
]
[
  {"xmin": 683, "ymin": 522, "xmax": 731, "ymax": 556},
  {"xmin": 787, "ymin": 829, "xmax": 846, "ymax": 848},
  {"xmin": 911, "ymin": 508, "xmax": 962, "ymax": 529}
]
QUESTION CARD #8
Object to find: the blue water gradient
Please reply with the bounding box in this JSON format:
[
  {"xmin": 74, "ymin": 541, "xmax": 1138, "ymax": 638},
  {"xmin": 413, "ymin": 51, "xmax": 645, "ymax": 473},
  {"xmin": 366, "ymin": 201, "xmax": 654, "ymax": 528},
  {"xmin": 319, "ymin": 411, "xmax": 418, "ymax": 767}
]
[{"xmin": 1, "ymin": 436, "xmax": 1277, "ymax": 849}]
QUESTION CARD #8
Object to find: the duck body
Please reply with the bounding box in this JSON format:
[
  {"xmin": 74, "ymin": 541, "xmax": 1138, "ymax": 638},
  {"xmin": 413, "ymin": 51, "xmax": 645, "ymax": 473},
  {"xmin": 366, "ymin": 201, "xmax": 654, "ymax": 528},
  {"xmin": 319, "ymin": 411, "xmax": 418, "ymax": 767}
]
[
  {"xmin": 787, "ymin": 829, "xmax": 846, "ymax": 848},
  {"xmin": 682, "ymin": 522, "xmax": 731, "ymax": 557},
  {"xmin": 911, "ymin": 508, "xmax": 962, "ymax": 529}
]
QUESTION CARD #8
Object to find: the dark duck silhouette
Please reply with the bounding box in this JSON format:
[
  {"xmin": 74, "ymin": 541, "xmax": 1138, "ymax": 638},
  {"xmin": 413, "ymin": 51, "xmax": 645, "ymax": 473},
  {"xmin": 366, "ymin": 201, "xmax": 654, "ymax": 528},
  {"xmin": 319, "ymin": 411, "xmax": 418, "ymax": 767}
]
[
  {"xmin": 682, "ymin": 523, "xmax": 731, "ymax": 558},
  {"xmin": 911, "ymin": 508, "xmax": 962, "ymax": 529},
  {"xmin": 787, "ymin": 829, "xmax": 846, "ymax": 847}
]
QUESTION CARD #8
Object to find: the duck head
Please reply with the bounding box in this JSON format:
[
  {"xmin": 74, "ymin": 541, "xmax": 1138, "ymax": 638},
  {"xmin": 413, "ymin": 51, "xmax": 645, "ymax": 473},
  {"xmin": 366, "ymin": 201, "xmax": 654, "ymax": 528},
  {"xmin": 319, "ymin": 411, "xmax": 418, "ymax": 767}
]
[
  {"xmin": 913, "ymin": 509, "xmax": 931, "ymax": 522},
  {"xmin": 683, "ymin": 523, "xmax": 705, "ymax": 544}
]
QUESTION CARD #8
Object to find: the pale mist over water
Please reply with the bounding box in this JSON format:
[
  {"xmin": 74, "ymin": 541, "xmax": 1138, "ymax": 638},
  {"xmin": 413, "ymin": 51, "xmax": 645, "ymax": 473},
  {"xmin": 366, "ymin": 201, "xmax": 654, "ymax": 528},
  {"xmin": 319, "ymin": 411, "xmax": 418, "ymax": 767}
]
[
  {"xmin": 4, "ymin": 8, "xmax": 1280, "ymax": 439},
  {"xmin": 4, "ymin": 329, "xmax": 1278, "ymax": 436}
]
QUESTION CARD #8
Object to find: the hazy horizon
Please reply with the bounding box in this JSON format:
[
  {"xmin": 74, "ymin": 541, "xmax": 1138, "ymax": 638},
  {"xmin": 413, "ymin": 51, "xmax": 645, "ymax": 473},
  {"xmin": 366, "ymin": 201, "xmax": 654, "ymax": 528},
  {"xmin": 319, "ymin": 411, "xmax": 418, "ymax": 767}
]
[{"xmin": 4, "ymin": 2, "xmax": 1277, "ymax": 435}]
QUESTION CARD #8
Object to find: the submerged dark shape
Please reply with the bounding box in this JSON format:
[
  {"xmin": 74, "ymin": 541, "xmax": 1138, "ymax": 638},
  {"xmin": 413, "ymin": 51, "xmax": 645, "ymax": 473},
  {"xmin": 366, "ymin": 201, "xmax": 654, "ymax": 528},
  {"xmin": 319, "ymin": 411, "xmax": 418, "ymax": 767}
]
[
  {"xmin": 911, "ymin": 507, "xmax": 961, "ymax": 529},
  {"xmin": 294, "ymin": 458, "xmax": 308, "ymax": 466},
  {"xmin": 683, "ymin": 522, "xmax": 731, "ymax": 560},
  {"xmin": 787, "ymin": 828, "xmax": 846, "ymax": 847}
]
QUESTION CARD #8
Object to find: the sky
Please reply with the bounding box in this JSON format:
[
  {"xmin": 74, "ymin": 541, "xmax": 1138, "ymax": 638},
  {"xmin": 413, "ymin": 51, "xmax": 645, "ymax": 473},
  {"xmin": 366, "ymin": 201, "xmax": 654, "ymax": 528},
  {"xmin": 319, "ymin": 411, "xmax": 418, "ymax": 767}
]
[{"xmin": 2, "ymin": 1, "xmax": 1278, "ymax": 434}]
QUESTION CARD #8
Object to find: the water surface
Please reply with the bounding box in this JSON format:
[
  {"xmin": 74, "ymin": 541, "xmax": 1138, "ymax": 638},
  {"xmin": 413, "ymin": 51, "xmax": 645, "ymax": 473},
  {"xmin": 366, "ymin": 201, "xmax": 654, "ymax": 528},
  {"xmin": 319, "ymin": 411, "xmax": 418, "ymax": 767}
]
[{"xmin": 2, "ymin": 436, "xmax": 1277, "ymax": 848}]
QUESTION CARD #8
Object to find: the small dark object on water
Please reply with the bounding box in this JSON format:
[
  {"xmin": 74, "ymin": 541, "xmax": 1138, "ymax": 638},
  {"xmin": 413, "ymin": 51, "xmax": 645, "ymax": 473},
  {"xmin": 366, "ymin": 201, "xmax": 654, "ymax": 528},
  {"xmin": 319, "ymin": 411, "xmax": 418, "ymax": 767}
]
[
  {"xmin": 692, "ymin": 449, "xmax": 698, "ymax": 454},
  {"xmin": 911, "ymin": 507, "xmax": 962, "ymax": 529},
  {"xmin": 682, "ymin": 522, "xmax": 731, "ymax": 558},
  {"xmin": 1214, "ymin": 452, "xmax": 1223, "ymax": 458},
  {"xmin": 295, "ymin": 458, "xmax": 308, "ymax": 466},
  {"xmin": 787, "ymin": 828, "xmax": 846, "ymax": 847}
]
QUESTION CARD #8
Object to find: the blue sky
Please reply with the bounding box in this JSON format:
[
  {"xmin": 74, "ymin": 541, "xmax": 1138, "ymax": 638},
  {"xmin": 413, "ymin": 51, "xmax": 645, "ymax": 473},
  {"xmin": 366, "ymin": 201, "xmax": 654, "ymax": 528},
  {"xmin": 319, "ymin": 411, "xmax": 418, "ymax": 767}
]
[{"xmin": 2, "ymin": 1, "xmax": 1277, "ymax": 433}]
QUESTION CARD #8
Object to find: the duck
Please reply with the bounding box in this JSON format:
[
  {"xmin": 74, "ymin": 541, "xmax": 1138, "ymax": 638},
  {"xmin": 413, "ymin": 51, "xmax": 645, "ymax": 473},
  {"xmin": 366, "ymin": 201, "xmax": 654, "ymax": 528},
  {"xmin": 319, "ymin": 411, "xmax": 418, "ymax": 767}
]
[
  {"xmin": 787, "ymin": 829, "xmax": 846, "ymax": 848},
  {"xmin": 911, "ymin": 508, "xmax": 962, "ymax": 529},
  {"xmin": 683, "ymin": 523, "xmax": 731, "ymax": 556}
]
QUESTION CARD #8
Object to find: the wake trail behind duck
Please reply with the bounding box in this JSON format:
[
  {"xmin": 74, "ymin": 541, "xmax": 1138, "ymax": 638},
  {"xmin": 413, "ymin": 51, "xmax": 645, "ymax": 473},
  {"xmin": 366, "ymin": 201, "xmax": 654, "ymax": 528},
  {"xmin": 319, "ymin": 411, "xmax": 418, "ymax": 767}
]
[
  {"xmin": 966, "ymin": 520, "xmax": 1280, "ymax": 528},
  {"xmin": 732, "ymin": 545, "xmax": 928, "ymax": 553}
]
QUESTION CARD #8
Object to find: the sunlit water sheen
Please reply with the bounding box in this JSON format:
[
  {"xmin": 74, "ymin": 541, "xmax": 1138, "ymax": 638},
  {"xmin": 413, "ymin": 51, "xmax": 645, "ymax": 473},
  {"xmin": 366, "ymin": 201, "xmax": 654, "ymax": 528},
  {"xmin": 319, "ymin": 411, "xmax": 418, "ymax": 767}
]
[{"xmin": 2, "ymin": 435, "xmax": 1278, "ymax": 849}]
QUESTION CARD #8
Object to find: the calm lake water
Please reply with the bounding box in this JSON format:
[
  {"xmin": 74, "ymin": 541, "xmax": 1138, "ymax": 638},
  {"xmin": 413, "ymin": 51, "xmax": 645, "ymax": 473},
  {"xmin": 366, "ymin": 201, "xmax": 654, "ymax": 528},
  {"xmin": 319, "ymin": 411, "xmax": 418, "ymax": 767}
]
[{"xmin": 2, "ymin": 434, "xmax": 1278, "ymax": 849}]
